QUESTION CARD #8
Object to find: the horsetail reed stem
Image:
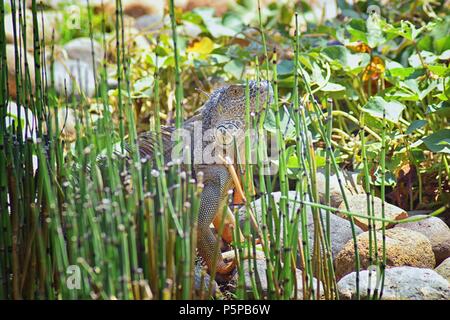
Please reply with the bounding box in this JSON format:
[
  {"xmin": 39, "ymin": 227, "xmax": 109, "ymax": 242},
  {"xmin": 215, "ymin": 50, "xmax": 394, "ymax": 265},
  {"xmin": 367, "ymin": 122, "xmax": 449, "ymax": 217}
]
[{"xmin": 378, "ymin": 109, "xmax": 387, "ymax": 299}]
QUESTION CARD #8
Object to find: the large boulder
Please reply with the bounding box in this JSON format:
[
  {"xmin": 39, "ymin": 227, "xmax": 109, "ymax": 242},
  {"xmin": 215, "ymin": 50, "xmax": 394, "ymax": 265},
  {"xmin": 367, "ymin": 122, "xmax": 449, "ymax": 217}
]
[
  {"xmin": 5, "ymin": 11, "xmax": 62, "ymax": 49},
  {"xmin": 100, "ymin": 0, "xmax": 164, "ymax": 19},
  {"xmin": 337, "ymin": 266, "xmax": 450, "ymax": 300},
  {"xmin": 232, "ymin": 257, "xmax": 323, "ymax": 299},
  {"xmin": 316, "ymin": 169, "xmax": 364, "ymax": 208},
  {"xmin": 435, "ymin": 258, "xmax": 450, "ymax": 283},
  {"xmin": 6, "ymin": 44, "xmax": 36, "ymax": 100},
  {"xmin": 396, "ymin": 216, "xmax": 450, "ymax": 265},
  {"xmin": 334, "ymin": 227, "xmax": 436, "ymax": 280},
  {"xmin": 337, "ymin": 194, "xmax": 408, "ymax": 231},
  {"xmin": 47, "ymin": 59, "xmax": 96, "ymax": 98},
  {"xmin": 238, "ymin": 191, "xmax": 363, "ymax": 269},
  {"xmin": 64, "ymin": 37, "xmax": 104, "ymax": 69},
  {"xmin": 106, "ymin": 27, "xmax": 149, "ymax": 62},
  {"xmin": 5, "ymin": 101, "xmax": 38, "ymax": 142},
  {"xmin": 194, "ymin": 263, "xmax": 219, "ymax": 298}
]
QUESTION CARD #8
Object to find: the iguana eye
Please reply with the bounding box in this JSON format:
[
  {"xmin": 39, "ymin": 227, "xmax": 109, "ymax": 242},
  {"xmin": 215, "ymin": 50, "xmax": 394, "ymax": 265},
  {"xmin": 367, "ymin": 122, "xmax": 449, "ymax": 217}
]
[{"xmin": 229, "ymin": 86, "xmax": 243, "ymax": 96}]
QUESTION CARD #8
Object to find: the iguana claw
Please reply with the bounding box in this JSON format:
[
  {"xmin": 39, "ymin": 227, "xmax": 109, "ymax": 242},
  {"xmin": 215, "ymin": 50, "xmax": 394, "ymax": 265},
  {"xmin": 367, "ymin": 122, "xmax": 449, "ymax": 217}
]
[
  {"xmin": 214, "ymin": 259, "xmax": 236, "ymax": 283},
  {"xmin": 216, "ymin": 259, "xmax": 236, "ymax": 275}
]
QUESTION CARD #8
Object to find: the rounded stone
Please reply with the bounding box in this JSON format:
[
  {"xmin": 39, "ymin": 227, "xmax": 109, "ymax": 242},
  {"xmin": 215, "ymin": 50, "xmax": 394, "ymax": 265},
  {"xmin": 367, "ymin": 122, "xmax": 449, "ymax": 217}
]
[
  {"xmin": 334, "ymin": 227, "xmax": 435, "ymax": 280},
  {"xmin": 435, "ymin": 257, "xmax": 450, "ymax": 283},
  {"xmin": 338, "ymin": 266, "xmax": 450, "ymax": 300},
  {"xmin": 6, "ymin": 44, "xmax": 35, "ymax": 100},
  {"xmin": 397, "ymin": 215, "xmax": 450, "ymax": 265},
  {"xmin": 238, "ymin": 191, "xmax": 363, "ymax": 269}
]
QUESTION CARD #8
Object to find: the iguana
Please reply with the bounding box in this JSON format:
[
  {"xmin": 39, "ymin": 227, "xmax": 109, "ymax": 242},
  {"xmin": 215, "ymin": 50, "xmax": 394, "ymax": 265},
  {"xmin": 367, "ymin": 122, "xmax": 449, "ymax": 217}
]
[{"xmin": 131, "ymin": 80, "xmax": 273, "ymax": 278}]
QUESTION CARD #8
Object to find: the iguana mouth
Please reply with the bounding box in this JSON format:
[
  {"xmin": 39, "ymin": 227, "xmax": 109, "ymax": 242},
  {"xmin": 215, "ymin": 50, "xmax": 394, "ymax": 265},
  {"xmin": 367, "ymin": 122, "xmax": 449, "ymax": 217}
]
[{"xmin": 215, "ymin": 121, "xmax": 243, "ymax": 146}]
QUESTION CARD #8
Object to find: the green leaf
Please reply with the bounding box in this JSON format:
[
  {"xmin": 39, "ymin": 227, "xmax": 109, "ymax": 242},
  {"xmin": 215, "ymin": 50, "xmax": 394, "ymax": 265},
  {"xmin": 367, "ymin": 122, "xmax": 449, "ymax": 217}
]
[
  {"xmin": 210, "ymin": 54, "xmax": 230, "ymax": 64},
  {"xmin": 418, "ymin": 35, "xmax": 433, "ymax": 51},
  {"xmin": 287, "ymin": 153, "xmax": 300, "ymax": 168},
  {"xmin": 408, "ymin": 51, "xmax": 438, "ymax": 68},
  {"xmin": 426, "ymin": 101, "xmax": 450, "ymax": 117},
  {"xmin": 422, "ymin": 129, "xmax": 450, "ymax": 154},
  {"xmin": 439, "ymin": 49, "xmax": 450, "ymax": 60},
  {"xmin": 388, "ymin": 67, "xmax": 416, "ymax": 79},
  {"xmin": 362, "ymin": 96, "xmax": 405, "ymax": 123},
  {"xmin": 347, "ymin": 19, "xmax": 368, "ymax": 43},
  {"xmin": 428, "ymin": 65, "xmax": 450, "ymax": 77},
  {"xmin": 321, "ymin": 46, "xmax": 370, "ymax": 73},
  {"xmin": 132, "ymin": 76, "xmax": 154, "ymax": 98},
  {"xmin": 264, "ymin": 108, "xmax": 296, "ymax": 141},
  {"xmin": 406, "ymin": 120, "xmax": 427, "ymax": 134},
  {"xmin": 277, "ymin": 60, "xmax": 294, "ymax": 76},
  {"xmin": 434, "ymin": 35, "xmax": 450, "ymax": 54},
  {"xmin": 194, "ymin": 8, "xmax": 237, "ymax": 38},
  {"xmin": 386, "ymin": 60, "xmax": 415, "ymax": 79},
  {"xmin": 320, "ymin": 82, "xmax": 346, "ymax": 92},
  {"xmin": 224, "ymin": 60, "xmax": 244, "ymax": 79},
  {"xmin": 371, "ymin": 168, "xmax": 396, "ymax": 187}
]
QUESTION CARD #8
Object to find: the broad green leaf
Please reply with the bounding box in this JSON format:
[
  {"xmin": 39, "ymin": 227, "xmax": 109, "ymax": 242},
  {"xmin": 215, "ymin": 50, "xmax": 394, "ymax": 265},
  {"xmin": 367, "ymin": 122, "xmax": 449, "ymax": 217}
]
[
  {"xmin": 388, "ymin": 67, "xmax": 416, "ymax": 79},
  {"xmin": 277, "ymin": 60, "xmax": 294, "ymax": 76},
  {"xmin": 426, "ymin": 101, "xmax": 450, "ymax": 117},
  {"xmin": 321, "ymin": 45, "xmax": 370, "ymax": 73},
  {"xmin": 310, "ymin": 61, "xmax": 327, "ymax": 87},
  {"xmin": 132, "ymin": 76, "xmax": 154, "ymax": 98},
  {"xmin": 386, "ymin": 60, "xmax": 415, "ymax": 79},
  {"xmin": 408, "ymin": 51, "xmax": 438, "ymax": 68},
  {"xmin": 434, "ymin": 35, "xmax": 450, "ymax": 54},
  {"xmin": 406, "ymin": 120, "xmax": 427, "ymax": 134},
  {"xmin": 287, "ymin": 153, "xmax": 300, "ymax": 168},
  {"xmin": 264, "ymin": 108, "xmax": 296, "ymax": 141},
  {"xmin": 194, "ymin": 8, "xmax": 237, "ymax": 38},
  {"xmin": 362, "ymin": 96, "xmax": 405, "ymax": 123},
  {"xmin": 224, "ymin": 60, "xmax": 244, "ymax": 79},
  {"xmin": 347, "ymin": 19, "xmax": 368, "ymax": 43},
  {"xmin": 418, "ymin": 35, "xmax": 433, "ymax": 51},
  {"xmin": 428, "ymin": 65, "xmax": 450, "ymax": 77},
  {"xmin": 372, "ymin": 168, "xmax": 396, "ymax": 187},
  {"xmin": 210, "ymin": 54, "xmax": 230, "ymax": 64},
  {"xmin": 422, "ymin": 129, "xmax": 450, "ymax": 154},
  {"xmin": 320, "ymin": 82, "xmax": 346, "ymax": 92},
  {"xmin": 439, "ymin": 50, "xmax": 450, "ymax": 60}
]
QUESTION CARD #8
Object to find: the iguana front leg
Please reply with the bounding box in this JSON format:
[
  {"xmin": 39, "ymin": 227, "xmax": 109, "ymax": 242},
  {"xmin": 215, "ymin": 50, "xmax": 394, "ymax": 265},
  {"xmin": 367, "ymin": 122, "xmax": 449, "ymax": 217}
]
[
  {"xmin": 197, "ymin": 166, "xmax": 235, "ymax": 277},
  {"xmin": 212, "ymin": 206, "xmax": 240, "ymax": 244}
]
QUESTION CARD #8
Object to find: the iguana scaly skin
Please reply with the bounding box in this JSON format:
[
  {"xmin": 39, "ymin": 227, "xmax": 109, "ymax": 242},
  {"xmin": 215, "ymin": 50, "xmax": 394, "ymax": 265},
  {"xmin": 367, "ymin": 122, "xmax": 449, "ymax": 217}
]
[{"xmin": 136, "ymin": 80, "xmax": 273, "ymax": 277}]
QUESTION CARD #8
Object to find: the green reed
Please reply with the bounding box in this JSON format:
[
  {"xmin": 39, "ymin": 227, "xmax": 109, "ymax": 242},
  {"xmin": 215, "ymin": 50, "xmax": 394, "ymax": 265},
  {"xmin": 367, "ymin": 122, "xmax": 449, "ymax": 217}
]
[{"xmin": 3, "ymin": 0, "xmax": 443, "ymax": 301}]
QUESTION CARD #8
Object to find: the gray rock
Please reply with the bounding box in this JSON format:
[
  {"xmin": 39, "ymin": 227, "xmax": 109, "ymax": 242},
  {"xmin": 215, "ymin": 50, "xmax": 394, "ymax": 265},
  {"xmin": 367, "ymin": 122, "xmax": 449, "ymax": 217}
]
[
  {"xmin": 396, "ymin": 215, "xmax": 450, "ymax": 265},
  {"xmin": 194, "ymin": 263, "xmax": 219, "ymax": 298},
  {"xmin": 135, "ymin": 14, "xmax": 164, "ymax": 32},
  {"xmin": 238, "ymin": 191, "xmax": 363, "ymax": 269},
  {"xmin": 435, "ymin": 257, "xmax": 450, "ymax": 283},
  {"xmin": 316, "ymin": 169, "xmax": 364, "ymax": 208},
  {"xmin": 338, "ymin": 266, "xmax": 450, "ymax": 300},
  {"xmin": 64, "ymin": 37, "xmax": 104, "ymax": 69},
  {"xmin": 122, "ymin": 0, "xmax": 164, "ymax": 19},
  {"xmin": 335, "ymin": 228, "xmax": 436, "ymax": 280},
  {"xmin": 48, "ymin": 59, "xmax": 96, "ymax": 98},
  {"xmin": 234, "ymin": 258, "xmax": 323, "ymax": 299},
  {"xmin": 338, "ymin": 194, "xmax": 408, "ymax": 231},
  {"xmin": 5, "ymin": 11, "xmax": 62, "ymax": 48},
  {"xmin": 6, "ymin": 44, "xmax": 35, "ymax": 100}
]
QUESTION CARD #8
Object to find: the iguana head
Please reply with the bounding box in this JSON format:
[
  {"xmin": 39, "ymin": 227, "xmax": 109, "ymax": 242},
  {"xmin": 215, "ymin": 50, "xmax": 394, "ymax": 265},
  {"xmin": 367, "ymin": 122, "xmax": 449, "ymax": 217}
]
[{"xmin": 202, "ymin": 80, "xmax": 273, "ymax": 146}]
